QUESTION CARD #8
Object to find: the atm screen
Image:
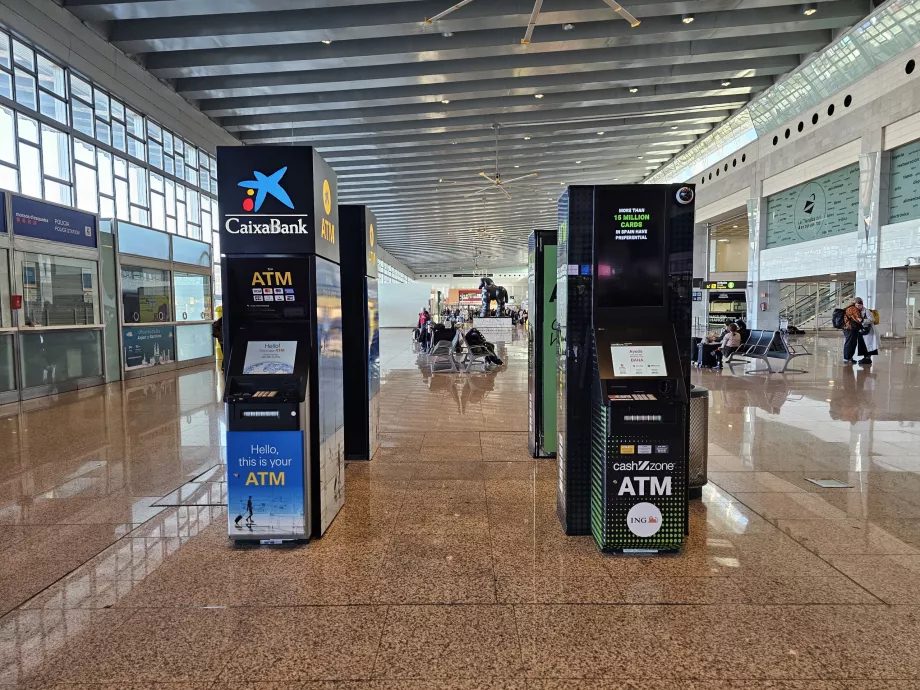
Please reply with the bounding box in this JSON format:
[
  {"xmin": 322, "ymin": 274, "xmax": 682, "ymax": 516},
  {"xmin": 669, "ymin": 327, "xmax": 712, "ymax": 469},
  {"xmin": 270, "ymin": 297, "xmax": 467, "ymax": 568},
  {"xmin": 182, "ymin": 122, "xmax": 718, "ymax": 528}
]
[
  {"xmin": 610, "ymin": 343, "xmax": 668, "ymax": 377},
  {"xmin": 243, "ymin": 340, "xmax": 297, "ymax": 374},
  {"xmin": 595, "ymin": 203, "xmax": 664, "ymax": 307}
]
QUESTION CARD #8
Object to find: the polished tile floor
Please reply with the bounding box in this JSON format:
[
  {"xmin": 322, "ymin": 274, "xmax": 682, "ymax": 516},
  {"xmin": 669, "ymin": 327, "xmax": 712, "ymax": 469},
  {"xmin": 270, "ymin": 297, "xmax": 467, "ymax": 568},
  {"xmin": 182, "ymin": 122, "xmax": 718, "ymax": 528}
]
[{"xmin": 2, "ymin": 329, "xmax": 920, "ymax": 688}]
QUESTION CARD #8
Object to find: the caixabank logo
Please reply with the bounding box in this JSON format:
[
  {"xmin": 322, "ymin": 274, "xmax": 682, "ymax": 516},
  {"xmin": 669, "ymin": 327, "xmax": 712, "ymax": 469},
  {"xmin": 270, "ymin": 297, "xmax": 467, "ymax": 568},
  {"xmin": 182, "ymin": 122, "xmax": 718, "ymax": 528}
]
[{"xmin": 225, "ymin": 166, "xmax": 309, "ymax": 235}]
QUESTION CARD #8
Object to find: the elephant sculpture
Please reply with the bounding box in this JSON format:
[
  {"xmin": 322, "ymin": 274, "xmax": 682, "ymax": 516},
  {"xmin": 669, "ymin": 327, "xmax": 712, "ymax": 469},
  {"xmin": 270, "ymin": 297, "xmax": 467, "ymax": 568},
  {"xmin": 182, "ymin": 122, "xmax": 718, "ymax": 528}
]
[{"xmin": 479, "ymin": 277, "xmax": 508, "ymax": 318}]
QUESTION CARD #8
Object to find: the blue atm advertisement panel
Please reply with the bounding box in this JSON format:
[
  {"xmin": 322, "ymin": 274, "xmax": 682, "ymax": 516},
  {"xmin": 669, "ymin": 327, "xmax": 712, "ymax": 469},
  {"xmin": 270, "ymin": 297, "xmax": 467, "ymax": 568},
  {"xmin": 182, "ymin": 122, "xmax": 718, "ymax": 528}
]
[{"xmin": 227, "ymin": 430, "xmax": 306, "ymax": 539}]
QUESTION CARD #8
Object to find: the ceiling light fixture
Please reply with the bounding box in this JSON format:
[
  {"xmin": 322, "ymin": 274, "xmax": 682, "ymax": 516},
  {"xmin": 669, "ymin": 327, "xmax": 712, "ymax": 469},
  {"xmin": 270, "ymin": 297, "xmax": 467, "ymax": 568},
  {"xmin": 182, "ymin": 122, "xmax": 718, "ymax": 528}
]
[
  {"xmin": 721, "ymin": 80, "xmax": 732, "ymax": 86},
  {"xmin": 534, "ymin": 93, "xmax": 544, "ymax": 99},
  {"xmin": 637, "ymin": 155, "xmax": 643, "ymax": 159},
  {"xmin": 321, "ymin": 39, "xmax": 332, "ymax": 44},
  {"xmin": 524, "ymin": 136, "xmax": 531, "ymax": 140},
  {"xmin": 443, "ymin": 30, "xmax": 454, "ymax": 37},
  {"xmin": 671, "ymin": 125, "xmax": 679, "ymax": 129},
  {"xmin": 629, "ymin": 87, "xmax": 639, "ymax": 93},
  {"xmin": 441, "ymin": 99, "xmax": 451, "ymax": 104},
  {"xmin": 732, "ymin": 225, "xmax": 738, "ymax": 228},
  {"xmin": 802, "ymin": 2, "xmax": 817, "ymax": 15},
  {"xmin": 563, "ymin": 23, "xmax": 575, "ymax": 30},
  {"xmin": 514, "ymin": 165, "xmax": 520, "ymax": 168},
  {"xmin": 597, "ymin": 131, "xmax": 605, "ymax": 135},
  {"xmin": 576, "ymin": 160, "xmax": 582, "ymax": 164},
  {"xmin": 681, "ymin": 13, "xmax": 694, "ymax": 23}
]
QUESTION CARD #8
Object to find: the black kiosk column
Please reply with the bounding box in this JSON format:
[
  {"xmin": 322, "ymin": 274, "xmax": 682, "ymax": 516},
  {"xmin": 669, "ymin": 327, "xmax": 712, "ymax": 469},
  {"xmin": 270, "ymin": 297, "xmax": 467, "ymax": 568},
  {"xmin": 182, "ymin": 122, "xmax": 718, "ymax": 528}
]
[
  {"xmin": 340, "ymin": 205, "xmax": 380, "ymax": 461},
  {"xmin": 218, "ymin": 146, "xmax": 345, "ymax": 542},
  {"xmin": 557, "ymin": 184, "xmax": 695, "ymax": 551}
]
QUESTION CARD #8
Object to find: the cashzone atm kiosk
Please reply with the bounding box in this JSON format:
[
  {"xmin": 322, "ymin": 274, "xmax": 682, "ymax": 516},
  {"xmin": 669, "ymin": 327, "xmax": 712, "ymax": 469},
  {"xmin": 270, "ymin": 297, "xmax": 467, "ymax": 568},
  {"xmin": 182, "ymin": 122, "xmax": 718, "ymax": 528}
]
[
  {"xmin": 217, "ymin": 145, "xmax": 345, "ymax": 542},
  {"xmin": 556, "ymin": 184, "xmax": 694, "ymax": 552}
]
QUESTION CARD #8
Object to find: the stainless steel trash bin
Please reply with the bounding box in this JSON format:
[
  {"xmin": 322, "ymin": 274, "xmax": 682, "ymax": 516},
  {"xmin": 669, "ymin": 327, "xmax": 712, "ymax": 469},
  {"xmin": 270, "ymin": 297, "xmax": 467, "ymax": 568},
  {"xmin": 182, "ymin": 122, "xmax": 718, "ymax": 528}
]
[{"xmin": 689, "ymin": 385, "xmax": 709, "ymax": 497}]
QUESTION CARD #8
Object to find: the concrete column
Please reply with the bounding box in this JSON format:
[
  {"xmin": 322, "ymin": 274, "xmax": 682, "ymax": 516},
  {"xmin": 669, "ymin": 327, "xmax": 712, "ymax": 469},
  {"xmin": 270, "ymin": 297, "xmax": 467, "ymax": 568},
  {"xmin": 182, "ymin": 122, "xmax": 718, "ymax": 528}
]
[
  {"xmin": 856, "ymin": 142, "xmax": 905, "ymax": 335},
  {"xmin": 746, "ymin": 195, "xmax": 781, "ymax": 329},
  {"xmin": 692, "ymin": 223, "xmax": 709, "ymax": 335}
]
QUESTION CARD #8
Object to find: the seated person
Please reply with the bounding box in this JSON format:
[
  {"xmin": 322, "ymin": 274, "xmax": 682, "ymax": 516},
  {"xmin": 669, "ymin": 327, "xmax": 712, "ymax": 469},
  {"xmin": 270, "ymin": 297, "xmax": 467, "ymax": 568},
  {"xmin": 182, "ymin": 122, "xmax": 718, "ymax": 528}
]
[{"xmin": 715, "ymin": 323, "xmax": 741, "ymax": 369}]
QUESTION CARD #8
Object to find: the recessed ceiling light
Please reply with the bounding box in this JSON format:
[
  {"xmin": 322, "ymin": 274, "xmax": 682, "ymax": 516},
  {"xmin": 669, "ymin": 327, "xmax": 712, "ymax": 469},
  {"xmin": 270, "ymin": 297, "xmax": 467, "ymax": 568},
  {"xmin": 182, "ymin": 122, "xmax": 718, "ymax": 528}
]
[
  {"xmin": 575, "ymin": 160, "xmax": 582, "ymax": 164},
  {"xmin": 441, "ymin": 99, "xmax": 451, "ymax": 104},
  {"xmin": 524, "ymin": 136, "xmax": 531, "ymax": 140},
  {"xmin": 637, "ymin": 155, "xmax": 643, "ymax": 159},
  {"xmin": 613, "ymin": 178, "xmax": 618, "ymax": 181},
  {"xmin": 321, "ymin": 39, "xmax": 332, "ymax": 45},
  {"xmin": 682, "ymin": 13, "xmax": 695, "ymax": 23},
  {"xmin": 560, "ymin": 182, "xmax": 565, "ymax": 185},
  {"xmin": 721, "ymin": 80, "xmax": 732, "ymax": 87},
  {"xmin": 514, "ymin": 165, "xmax": 520, "ymax": 168},
  {"xmin": 534, "ymin": 93, "xmax": 544, "ymax": 99},
  {"xmin": 732, "ymin": 225, "xmax": 738, "ymax": 228},
  {"xmin": 802, "ymin": 2, "xmax": 817, "ymax": 15},
  {"xmin": 563, "ymin": 23, "xmax": 575, "ymax": 30},
  {"xmin": 629, "ymin": 87, "xmax": 639, "ymax": 93},
  {"xmin": 443, "ymin": 31, "xmax": 454, "ymax": 37},
  {"xmin": 597, "ymin": 131, "xmax": 605, "ymax": 135},
  {"xmin": 671, "ymin": 125, "xmax": 679, "ymax": 129}
]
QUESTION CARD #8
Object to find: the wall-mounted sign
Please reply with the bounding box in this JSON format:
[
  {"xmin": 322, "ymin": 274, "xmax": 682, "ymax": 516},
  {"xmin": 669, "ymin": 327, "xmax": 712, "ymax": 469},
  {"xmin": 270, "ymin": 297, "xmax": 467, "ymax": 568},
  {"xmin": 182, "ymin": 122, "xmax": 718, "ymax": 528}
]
[
  {"xmin": 692, "ymin": 291, "xmax": 703, "ymax": 302},
  {"xmin": 765, "ymin": 163, "xmax": 859, "ymax": 248},
  {"xmin": 889, "ymin": 139, "xmax": 920, "ymax": 224},
  {"xmin": 703, "ymin": 281, "xmax": 737, "ymax": 290},
  {"xmin": 11, "ymin": 195, "xmax": 97, "ymax": 248}
]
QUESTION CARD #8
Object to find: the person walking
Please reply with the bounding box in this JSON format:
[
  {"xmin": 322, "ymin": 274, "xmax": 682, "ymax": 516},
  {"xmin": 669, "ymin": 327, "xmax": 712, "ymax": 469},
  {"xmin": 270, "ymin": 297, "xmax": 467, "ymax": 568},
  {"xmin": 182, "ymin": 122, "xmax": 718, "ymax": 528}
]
[{"xmin": 842, "ymin": 297, "xmax": 871, "ymax": 365}]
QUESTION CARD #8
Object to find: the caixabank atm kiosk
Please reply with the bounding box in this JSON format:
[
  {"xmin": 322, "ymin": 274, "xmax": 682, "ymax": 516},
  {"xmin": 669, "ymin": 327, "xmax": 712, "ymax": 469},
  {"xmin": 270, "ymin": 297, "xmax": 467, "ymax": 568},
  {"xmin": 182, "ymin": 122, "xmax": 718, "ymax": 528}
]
[
  {"xmin": 557, "ymin": 184, "xmax": 694, "ymax": 552},
  {"xmin": 217, "ymin": 145, "xmax": 345, "ymax": 542}
]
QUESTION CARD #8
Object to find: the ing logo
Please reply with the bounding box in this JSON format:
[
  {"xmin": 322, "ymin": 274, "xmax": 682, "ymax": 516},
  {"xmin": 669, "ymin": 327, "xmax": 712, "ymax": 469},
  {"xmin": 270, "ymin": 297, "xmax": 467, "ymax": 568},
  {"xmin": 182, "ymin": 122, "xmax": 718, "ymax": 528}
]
[{"xmin": 237, "ymin": 167, "xmax": 294, "ymax": 212}]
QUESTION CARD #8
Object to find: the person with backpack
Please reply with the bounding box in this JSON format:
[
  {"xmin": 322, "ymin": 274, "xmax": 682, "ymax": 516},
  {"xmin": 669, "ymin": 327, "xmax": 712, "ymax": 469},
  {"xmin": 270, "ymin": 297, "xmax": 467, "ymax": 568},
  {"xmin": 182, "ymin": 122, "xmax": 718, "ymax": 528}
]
[{"xmin": 841, "ymin": 298, "xmax": 871, "ymax": 365}]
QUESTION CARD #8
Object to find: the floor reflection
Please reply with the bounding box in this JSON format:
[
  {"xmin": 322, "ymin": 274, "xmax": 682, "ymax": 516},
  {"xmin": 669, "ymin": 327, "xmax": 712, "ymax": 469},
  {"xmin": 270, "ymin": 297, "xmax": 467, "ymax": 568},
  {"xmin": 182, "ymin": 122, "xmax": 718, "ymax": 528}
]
[{"xmin": 3, "ymin": 329, "xmax": 920, "ymax": 686}]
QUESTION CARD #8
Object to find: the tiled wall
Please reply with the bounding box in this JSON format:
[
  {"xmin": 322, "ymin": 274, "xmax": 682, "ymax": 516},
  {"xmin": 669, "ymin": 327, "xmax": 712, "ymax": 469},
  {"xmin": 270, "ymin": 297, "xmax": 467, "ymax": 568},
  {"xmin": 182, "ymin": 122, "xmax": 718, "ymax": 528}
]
[{"xmin": 759, "ymin": 233, "xmax": 858, "ymax": 281}]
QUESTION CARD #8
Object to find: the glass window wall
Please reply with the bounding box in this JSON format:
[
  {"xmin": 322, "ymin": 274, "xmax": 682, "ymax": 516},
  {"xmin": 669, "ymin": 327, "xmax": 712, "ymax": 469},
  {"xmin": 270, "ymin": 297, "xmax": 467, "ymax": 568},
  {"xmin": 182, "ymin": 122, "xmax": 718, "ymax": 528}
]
[
  {"xmin": 174, "ymin": 273, "xmax": 211, "ymax": 322},
  {"xmin": 121, "ymin": 266, "xmax": 171, "ymax": 323},
  {"xmin": 19, "ymin": 329, "xmax": 103, "ymax": 388},
  {"xmin": 16, "ymin": 252, "xmax": 99, "ymax": 327}
]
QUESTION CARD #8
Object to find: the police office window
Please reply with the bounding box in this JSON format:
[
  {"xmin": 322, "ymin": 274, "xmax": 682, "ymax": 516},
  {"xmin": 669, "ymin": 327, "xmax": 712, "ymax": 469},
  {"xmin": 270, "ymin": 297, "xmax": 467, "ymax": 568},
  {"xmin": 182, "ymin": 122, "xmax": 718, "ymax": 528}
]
[
  {"xmin": 121, "ymin": 266, "xmax": 172, "ymax": 323},
  {"xmin": 17, "ymin": 253, "xmax": 100, "ymax": 327}
]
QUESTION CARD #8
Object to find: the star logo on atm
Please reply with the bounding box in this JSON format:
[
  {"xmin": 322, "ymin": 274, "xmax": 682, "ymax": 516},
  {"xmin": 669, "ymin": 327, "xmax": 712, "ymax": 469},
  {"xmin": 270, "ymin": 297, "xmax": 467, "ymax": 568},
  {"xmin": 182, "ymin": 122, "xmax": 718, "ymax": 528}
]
[{"xmin": 238, "ymin": 167, "xmax": 294, "ymax": 212}]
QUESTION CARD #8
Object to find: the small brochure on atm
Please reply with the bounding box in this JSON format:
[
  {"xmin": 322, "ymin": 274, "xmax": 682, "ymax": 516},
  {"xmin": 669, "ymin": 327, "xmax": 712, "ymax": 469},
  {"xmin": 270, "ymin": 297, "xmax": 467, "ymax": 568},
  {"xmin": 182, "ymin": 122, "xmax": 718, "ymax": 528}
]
[
  {"xmin": 243, "ymin": 341, "xmax": 297, "ymax": 374},
  {"xmin": 611, "ymin": 344, "xmax": 667, "ymax": 377}
]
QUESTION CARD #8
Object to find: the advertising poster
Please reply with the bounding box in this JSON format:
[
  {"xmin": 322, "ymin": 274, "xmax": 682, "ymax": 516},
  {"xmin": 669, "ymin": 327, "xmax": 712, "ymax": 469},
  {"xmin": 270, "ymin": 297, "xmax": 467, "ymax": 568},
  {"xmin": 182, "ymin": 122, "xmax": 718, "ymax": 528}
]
[
  {"xmin": 243, "ymin": 341, "xmax": 297, "ymax": 374},
  {"xmin": 11, "ymin": 195, "xmax": 97, "ymax": 247},
  {"xmin": 226, "ymin": 430, "xmax": 305, "ymax": 538},
  {"xmin": 123, "ymin": 326, "xmax": 174, "ymax": 369}
]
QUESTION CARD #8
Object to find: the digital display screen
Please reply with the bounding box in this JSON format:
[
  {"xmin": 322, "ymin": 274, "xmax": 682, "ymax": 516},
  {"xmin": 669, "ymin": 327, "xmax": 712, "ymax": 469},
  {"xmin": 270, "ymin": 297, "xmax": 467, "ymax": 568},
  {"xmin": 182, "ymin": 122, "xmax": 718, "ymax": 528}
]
[
  {"xmin": 610, "ymin": 344, "xmax": 668, "ymax": 378},
  {"xmin": 243, "ymin": 340, "xmax": 297, "ymax": 374},
  {"xmin": 595, "ymin": 197, "xmax": 664, "ymax": 307}
]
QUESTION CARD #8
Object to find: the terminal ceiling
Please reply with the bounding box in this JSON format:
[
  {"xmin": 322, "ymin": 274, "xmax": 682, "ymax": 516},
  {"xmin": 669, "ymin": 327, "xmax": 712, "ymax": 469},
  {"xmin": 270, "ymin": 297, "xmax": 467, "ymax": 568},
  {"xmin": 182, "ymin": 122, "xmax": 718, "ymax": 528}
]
[{"xmin": 65, "ymin": 0, "xmax": 871, "ymax": 272}]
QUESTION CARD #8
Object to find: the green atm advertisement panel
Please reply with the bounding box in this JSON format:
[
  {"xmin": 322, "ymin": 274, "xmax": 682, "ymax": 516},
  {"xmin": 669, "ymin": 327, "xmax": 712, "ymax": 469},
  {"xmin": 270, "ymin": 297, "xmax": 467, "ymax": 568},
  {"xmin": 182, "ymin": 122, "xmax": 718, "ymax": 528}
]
[{"xmin": 528, "ymin": 230, "xmax": 557, "ymax": 458}]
